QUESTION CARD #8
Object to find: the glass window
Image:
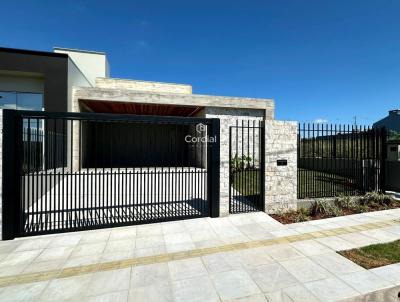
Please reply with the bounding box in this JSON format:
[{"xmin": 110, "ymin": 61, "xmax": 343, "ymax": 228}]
[
  {"xmin": 17, "ymin": 92, "xmax": 43, "ymax": 111},
  {"xmin": 0, "ymin": 91, "xmax": 43, "ymax": 111},
  {"xmin": 0, "ymin": 91, "xmax": 17, "ymax": 109}
]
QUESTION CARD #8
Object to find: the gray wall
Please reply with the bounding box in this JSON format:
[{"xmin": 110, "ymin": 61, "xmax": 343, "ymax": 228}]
[{"xmin": 386, "ymin": 161, "xmax": 400, "ymax": 191}]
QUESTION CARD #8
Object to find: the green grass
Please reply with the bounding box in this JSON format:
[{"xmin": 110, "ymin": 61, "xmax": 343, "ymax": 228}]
[
  {"xmin": 339, "ymin": 240, "xmax": 400, "ymax": 269},
  {"xmin": 298, "ymin": 169, "xmax": 360, "ymax": 198},
  {"xmin": 231, "ymin": 169, "xmax": 260, "ymax": 196}
]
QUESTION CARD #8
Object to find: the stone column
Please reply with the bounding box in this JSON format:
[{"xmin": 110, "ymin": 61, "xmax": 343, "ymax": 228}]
[{"xmin": 264, "ymin": 120, "xmax": 298, "ymax": 213}]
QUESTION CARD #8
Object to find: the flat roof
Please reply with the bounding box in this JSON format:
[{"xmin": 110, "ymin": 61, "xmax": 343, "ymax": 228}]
[
  {"xmin": 0, "ymin": 46, "xmax": 68, "ymax": 58},
  {"xmin": 53, "ymin": 47, "xmax": 106, "ymax": 55}
]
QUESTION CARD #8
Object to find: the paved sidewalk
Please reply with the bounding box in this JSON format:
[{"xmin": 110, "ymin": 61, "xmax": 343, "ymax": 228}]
[{"xmin": 0, "ymin": 209, "xmax": 399, "ymax": 301}]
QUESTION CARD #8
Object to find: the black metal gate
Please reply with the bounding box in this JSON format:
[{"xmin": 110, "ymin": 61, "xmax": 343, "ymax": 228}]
[
  {"xmin": 2, "ymin": 110, "xmax": 220, "ymax": 239},
  {"xmin": 229, "ymin": 120, "xmax": 265, "ymax": 213}
]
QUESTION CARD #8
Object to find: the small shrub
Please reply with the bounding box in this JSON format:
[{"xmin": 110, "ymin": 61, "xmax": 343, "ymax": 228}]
[
  {"xmin": 360, "ymin": 192, "xmax": 393, "ymax": 207},
  {"xmin": 310, "ymin": 200, "xmax": 342, "ymax": 217},
  {"xmin": 335, "ymin": 194, "xmax": 356, "ymax": 210},
  {"xmin": 294, "ymin": 207, "xmax": 310, "ymax": 222}
]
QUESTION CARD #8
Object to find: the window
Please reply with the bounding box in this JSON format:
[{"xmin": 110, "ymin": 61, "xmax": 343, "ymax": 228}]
[{"xmin": 0, "ymin": 91, "xmax": 43, "ymax": 111}]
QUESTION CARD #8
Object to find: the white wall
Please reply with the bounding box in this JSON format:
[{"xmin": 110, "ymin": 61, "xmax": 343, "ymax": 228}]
[{"xmin": 54, "ymin": 48, "xmax": 109, "ymax": 86}]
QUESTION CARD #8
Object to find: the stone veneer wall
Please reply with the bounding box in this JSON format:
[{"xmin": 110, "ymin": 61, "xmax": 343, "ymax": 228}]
[
  {"xmin": 95, "ymin": 78, "xmax": 193, "ymax": 94},
  {"xmin": 203, "ymin": 107, "xmax": 266, "ymax": 216},
  {"xmin": 264, "ymin": 120, "xmax": 298, "ymax": 213}
]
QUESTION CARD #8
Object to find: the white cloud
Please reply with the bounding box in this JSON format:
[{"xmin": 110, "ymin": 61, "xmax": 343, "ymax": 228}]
[{"xmin": 314, "ymin": 118, "xmax": 328, "ymax": 124}]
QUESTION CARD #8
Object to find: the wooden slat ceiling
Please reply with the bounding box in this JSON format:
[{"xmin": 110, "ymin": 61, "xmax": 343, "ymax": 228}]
[{"xmin": 80, "ymin": 100, "xmax": 203, "ymax": 117}]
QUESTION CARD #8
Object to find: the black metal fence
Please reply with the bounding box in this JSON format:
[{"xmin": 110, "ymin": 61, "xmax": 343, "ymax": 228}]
[
  {"xmin": 229, "ymin": 120, "xmax": 265, "ymax": 213},
  {"xmin": 298, "ymin": 123, "xmax": 386, "ymax": 199},
  {"xmin": 2, "ymin": 110, "xmax": 220, "ymax": 239}
]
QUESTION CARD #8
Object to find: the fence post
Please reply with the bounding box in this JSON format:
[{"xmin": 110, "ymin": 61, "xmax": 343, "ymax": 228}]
[
  {"xmin": 2, "ymin": 109, "xmax": 21, "ymax": 240},
  {"xmin": 208, "ymin": 118, "xmax": 220, "ymax": 218},
  {"xmin": 380, "ymin": 127, "xmax": 387, "ymax": 193}
]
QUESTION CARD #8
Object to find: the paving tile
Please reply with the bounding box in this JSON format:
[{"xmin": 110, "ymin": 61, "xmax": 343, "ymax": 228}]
[
  {"xmin": 162, "ymin": 221, "xmax": 186, "ymax": 235},
  {"xmin": 237, "ymin": 223, "xmax": 265, "ymax": 236},
  {"xmin": 133, "ymin": 245, "xmax": 167, "ymax": 258},
  {"xmin": 230, "ymin": 294, "xmax": 268, "ymax": 301},
  {"xmin": 370, "ymin": 263, "xmax": 400, "ymax": 284},
  {"xmin": 128, "ymin": 281, "xmax": 173, "ymax": 302},
  {"xmin": 87, "ymin": 268, "xmax": 131, "ymax": 296},
  {"xmin": 0, "ymin": 241, "xmax": 21, "ymax": 254},
  {"xmin": 64, "ymin": 254, "xmax": 102, "ymax": 268},
  {"xmin": 22, "ymin": 259, "xmax": 64, "ymax": 274},
  {"xmin": 100, "ymin": 250, "xmax": 133, "ymax": 263},
  {"xmin": 40, "ymin": 274, "xmax": 92, "ymax": 301},
  {"xmin": 310, "ymin": 253, "xmax": 364, "ymax": 276},
  {"xmin": 194, "ymin": 238, "xmax": 224, "ymax": 249},
  {"xmin": 86, "ymin": 290, "xmax": 129, "ymax": 302},
  {"xmin": 0, "ymin": 280, "xmax": 48, "ymax": 302},
  {"xmin": 70, "ymin": 242, "xmax": 106, "ymax": 258},
  {"xmin": 340, "ymin": 270, "xmax": 394, "ymax": 294},
  {"xmin": 282, "ymin": 284, "xmax": 320, "ymax": 302},
  {"xmin": 280, "ymin": 257, "xmax": 332, "ymax": 283},
  {"xmin": 35, "ymin": 246, "xmax": 74, "ymax": 262},
  {"xmin": 263, "ymin": 244, "xmax": 304, "ymax": 261},
  {"xmin": 131, "ymin": 262, "xmax": 170, "ymax": 288},
  {"xmin": 0, "ymin": 264, "xmax": 29, "ymax": 277},
  {"xmin": 211, "ymin": 269, "xmax": 261, "ymax": 300},
  {"xmin": 79, "ymin": 230, "xmax": 110, "ymax": 243},
  {"xmin": 240, "ymin": 247, "xmax": 275, "ymax": 268},
  {"xmin": 15, "ymin": 238, "xmax": 52, "ymax": 252},
  {"xmin": 202, "ymin": 252, "xmax": 237, "ymax": 274},
  {"xmin": 103, "ymin": 239, "xmax": 135, "ymax": 254},
  {"xmin": 190, "ymin": 230, "xmax": 219, "ymax": 242},
  {"xmin": 135, "ymin": 235, "xmax": 165, "ymax": 249},
  {"xmin": 316, "ymin": 236, "xmax": 357, "ymax": 251},
  {"xmin": 304, "ymin": 277, "xmax": 360, "ymax": 302},
  {"xmin": 270, "ymin": 229, "xmax": 300, "ymax": 238},
  {"xmin": 264, "ymin": 290, "xmax": 293, "ymax": 302},
  {"xmin": 168, "ymin": 258, "xmax": 208, "ymax": 281},
  {"xmin": 109, "ymin": 227, "xmax": 137, "ymax": 241},
  {"xmin": 337, "ymin": 232, "xmax": 380, "ymax": 248},
  {"xmin": 46, "ymin": 234, "xmax": 82, "ymax": 248},
  {"xmin": 0, "ymin": 250, "xmax": 42, "ymax": 267},
  {"xmin": 172, "ymin": 275, "xmax": 219, "ymax": 302},
  {"xmin": 247, "ymin": 231, "xmax": 275, "ymax": 241},
  {"xmin": 249, "ymin": 262, "xmax": 299, "ymax": 293},
  {"xmin": 166, "ymin": 241, "xmax": 196, "ymax": 253},
  {"xmin": 136, "ymin": 224, "xmax": 163, "ymax": 238},
  {"xmin": 359, "ymin": 229, "xmax": 400, "ymax": 242},
  {"xmin": 290, "ymin": 239, "xmax": 332, "ymax": 256}
]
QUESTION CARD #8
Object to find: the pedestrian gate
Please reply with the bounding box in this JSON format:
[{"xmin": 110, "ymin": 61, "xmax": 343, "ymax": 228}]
[{"xmin": 229, "ymin": 120, "xmax": 265, "ymax": 213}]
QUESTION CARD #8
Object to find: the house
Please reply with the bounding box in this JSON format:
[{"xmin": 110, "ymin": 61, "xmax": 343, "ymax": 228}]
[
  {"xmin": 0, "ymin": 46, "xmax": 297, "ymax": 240},
  {"xmin": 373, "ymin": 109, "xmax": 400, "ymax": 139}
]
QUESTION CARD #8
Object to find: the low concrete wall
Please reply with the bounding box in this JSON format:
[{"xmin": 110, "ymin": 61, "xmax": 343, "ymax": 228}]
[{"xmin": 386, "ymin": 161, "xmax": 400, "ymax": 191}]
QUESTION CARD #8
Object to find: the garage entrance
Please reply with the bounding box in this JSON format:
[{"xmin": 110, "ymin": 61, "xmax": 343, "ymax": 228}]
[{"xmin": 2, "ymin": 109, "xmax": 220, "ymax": 239}]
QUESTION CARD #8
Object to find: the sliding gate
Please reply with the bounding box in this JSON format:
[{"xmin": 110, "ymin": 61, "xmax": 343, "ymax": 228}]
[
  {"xmin": 229, "ymin": 120, "xmax": 265, "ymax": 213},
  {"xmin": 2, "ymin": 110, "xmax": 220, "ymax": 239}
]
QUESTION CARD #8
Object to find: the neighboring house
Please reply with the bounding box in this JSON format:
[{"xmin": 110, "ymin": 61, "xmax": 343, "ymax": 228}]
[
  {"xmin": 0, "ymin": 46, "xmax": 297, "ymax": 239},
  {"xmin": 373, "ymin": 109, "xmax": 400, "ymax": 139}
]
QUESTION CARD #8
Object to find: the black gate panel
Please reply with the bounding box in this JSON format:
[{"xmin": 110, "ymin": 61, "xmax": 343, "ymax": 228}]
[
  {"xmin": 297, "ymin": 124, "xmax": 387, "ymax": 199},
  {"xmin": 2, "ymin": 110, "xmax": 220, "ymax": 239},
  {"xmin": 229, "ymin": 120, "xmax": 265, "ymax": 213}
]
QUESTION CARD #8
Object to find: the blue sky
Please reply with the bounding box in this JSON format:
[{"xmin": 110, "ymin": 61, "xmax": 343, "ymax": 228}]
[{"xmin": 1, "ymin": 0, "xmax": 399, "ymax": 124}]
